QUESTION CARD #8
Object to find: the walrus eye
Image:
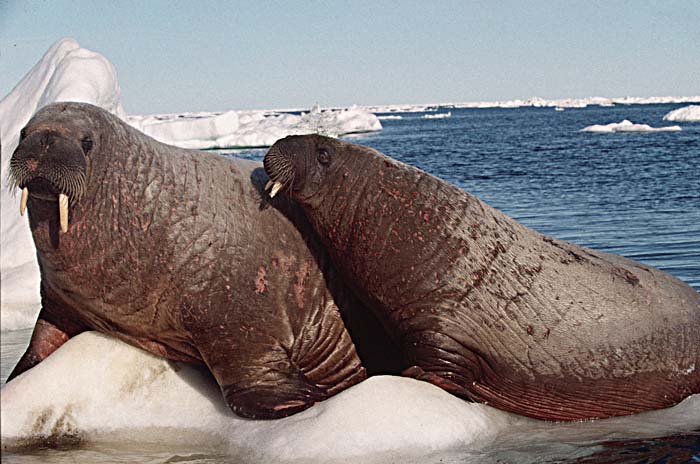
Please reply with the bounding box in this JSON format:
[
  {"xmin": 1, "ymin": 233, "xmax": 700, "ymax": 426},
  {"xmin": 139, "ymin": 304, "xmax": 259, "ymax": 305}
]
[
  {"xmin": 19, "ymin": 129, "xmax": 26, "ymax": 141},
  {"xmin": 81, "ymin": 135, "xmax": 93, "ymax": 153},
  {"xmin": 318, "ymin": 148, "xmax": 330, "ymax": 166}
]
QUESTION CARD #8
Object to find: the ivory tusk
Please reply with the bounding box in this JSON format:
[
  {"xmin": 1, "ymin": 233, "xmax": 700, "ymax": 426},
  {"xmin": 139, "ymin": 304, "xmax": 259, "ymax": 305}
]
[
  {"xmin": 58, "ymin": 193, "xmax": 69, "ymax": 233},
  {"xmin": 20, "ymin": 187, "xmax": 28, "ymax": 216}
]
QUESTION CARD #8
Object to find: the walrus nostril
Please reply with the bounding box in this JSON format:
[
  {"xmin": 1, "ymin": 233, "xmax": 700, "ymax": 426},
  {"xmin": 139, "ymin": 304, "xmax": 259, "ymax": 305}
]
[{"xmin": 26, "ymin": 159, "xmax": 39, "ymax": 172}]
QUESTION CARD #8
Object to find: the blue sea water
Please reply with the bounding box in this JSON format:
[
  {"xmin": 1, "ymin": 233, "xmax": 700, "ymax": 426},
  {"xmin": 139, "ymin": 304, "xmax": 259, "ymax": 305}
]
[{"xmin": 232, "ymin": 103, "xmax": 700, "ymax": 291}]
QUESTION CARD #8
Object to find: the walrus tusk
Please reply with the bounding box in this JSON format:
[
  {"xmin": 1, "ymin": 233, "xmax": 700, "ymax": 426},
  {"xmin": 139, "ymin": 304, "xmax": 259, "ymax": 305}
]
[
  {"xmin": 265, "ymin": 180, "xmax": 274, "ymax": 192},
  {"xmin": 58, "ymin": 193, "xmax": 69, "ymax": 233},
  {"xmin": 20, "ymin": 187, "xmax": 28, "ymax": 216},
  {"xmin": 269, "ymin": 181, "xmax": 284, "ymax": 198}
]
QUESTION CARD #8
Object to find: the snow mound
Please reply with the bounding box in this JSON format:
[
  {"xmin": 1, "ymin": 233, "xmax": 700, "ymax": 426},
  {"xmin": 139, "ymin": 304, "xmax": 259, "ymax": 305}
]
[
  {"xmin": 663, "ymin": 105, "xmax": 700, "ymax": 122},
  {"xmin": 128, "ymin": 104, "xmax": 382, "ymax": 149},
  {"xmin": 580, "ymin": 119, "xmax": 682, "ymax": 133},
  {"xmin": 0, "ymin": 332, "xmax": 517, "ymax": 461},
  {"xmin": 1, "ymin": 38, "xmax": 125, "ymax": 329}
]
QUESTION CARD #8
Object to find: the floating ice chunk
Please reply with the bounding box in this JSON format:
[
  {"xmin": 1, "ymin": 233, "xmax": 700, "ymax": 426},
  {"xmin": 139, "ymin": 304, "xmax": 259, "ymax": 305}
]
[
  {"xmin": 2, "ymin": 332, "xmax": 699, "ymax": 461},
  {"xmin": 1, "ymin": 38, "xmax": 125, "ymax": 328},
  {"xmin": 377, "ymin": 115, "xmax": 403, "ymax": 120},
  {"xmin": 663, "ymin": 105, "xmax": 700, "ymax": 122},
  {"xmin": 128, "ymin": 105, "xmax": 382, "ymax": 150},
  {"xmin": 580, "ymin": 120, "xmax": 682, "ymax": 133},
  {"xmin": 128, "ymin": 111, "xmax": 241, "ymax": 149},
  {"xmin": 0, "ymin": 332, "xmax": 517, "ymax": 460},
  {"xmin": 423, "ymin": 112, "xmax": 452, "ymax": 119},
  {"xmin": 365, "ymin": 104, "xmax": 439, "ymax": 113}
]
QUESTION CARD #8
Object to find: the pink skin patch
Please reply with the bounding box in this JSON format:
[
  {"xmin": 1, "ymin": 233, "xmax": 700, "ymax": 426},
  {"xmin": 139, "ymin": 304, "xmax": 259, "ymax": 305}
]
[{"xmin": 255, "ymin": 265, "xmax": 267, "ymax": 294}]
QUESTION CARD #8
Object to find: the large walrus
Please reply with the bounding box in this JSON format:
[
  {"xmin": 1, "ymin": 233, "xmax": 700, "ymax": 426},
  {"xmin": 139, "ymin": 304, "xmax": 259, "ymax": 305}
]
[
  {"xmin": 263, "ymin": 134, "xmax": 700, "ymax": 421},
  {"xmin": 7, "ymin": 103, "xmax": 401, "ymax": 419}
]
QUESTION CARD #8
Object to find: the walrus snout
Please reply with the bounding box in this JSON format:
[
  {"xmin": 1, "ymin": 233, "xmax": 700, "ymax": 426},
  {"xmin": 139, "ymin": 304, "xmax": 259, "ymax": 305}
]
[
  {"xmin": 263, "ymin": 142, "xmax": 295, "ymax": 198},
  {"xmin": 263, "ymin": 135, "xmax": 333, "ymax": 199},
  {"xmin": 10, "ymin": 129, "xmax": 87, "ymax": 232}
]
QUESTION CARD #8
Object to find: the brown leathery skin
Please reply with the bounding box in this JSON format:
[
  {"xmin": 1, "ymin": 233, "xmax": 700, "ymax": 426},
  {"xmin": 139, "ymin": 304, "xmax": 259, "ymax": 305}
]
[
  {"xmin": 7, "ymin": 103, "xmax": 402, "ymax": 419},
  {"xmin": 264, "ymin": 134, "xmax": 700, "ymax": 421}
]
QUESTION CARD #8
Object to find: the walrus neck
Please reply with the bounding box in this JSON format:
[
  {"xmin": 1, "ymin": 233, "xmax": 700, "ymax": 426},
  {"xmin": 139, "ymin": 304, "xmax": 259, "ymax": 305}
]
[{"xmin": 303, "ymin": 151, "xmax": 376, "ymax": 246}]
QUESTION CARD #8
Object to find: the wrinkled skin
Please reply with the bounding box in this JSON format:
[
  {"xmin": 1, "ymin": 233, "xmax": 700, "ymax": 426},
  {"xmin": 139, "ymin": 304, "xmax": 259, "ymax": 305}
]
[
  {"xmin": 264, "ymin": 134, "xmax": 700, "ymax": 421},
  {"xmin": 7, "ymin": 103, "xmax": 402, "ymax": 419}
]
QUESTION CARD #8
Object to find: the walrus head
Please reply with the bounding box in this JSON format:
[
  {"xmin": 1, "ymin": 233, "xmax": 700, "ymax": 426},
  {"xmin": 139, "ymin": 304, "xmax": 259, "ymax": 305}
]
[
  {"xmin": 263, "ymin": 134, "xmax": 344, "ymax": 202},
  {"xmin": 9, "ymin": 103, "xmax": 97, "ymax": 233}
]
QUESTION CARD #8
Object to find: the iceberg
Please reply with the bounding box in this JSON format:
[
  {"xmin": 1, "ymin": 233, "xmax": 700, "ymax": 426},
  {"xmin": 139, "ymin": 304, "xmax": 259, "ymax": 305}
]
[
  {"xmin": 580, "ymin": 119, "xmax": 682, "ymax": 133},
  {"xmin": 1, "ymin": 38, "xmax": 126, "ymax": 329},
  {"xmin": 663, "ymin": 105, "xmax": 700, "ymax": 122},
  {"xmin": 127, "ymin": 104, "xmax": 382, "ymax": 150}
]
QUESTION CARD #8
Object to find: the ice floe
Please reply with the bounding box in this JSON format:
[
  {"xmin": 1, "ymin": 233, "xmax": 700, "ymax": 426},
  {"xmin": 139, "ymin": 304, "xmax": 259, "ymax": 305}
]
[
  {"xmin": 423, "ymin": 111, "xmax": 452, "ymax": 119},
  {"xmin": 2, "ymin": 332, "xmax": 699, "ymax": 462},
  {"xmin": 0, "ymin": 332, "xmax": 518, "ymax": 460},
  {"xmin": 128, "ymin": 103, "xmax": 382, "ymax": 150},
  {"xmin": 663, "ymin": 105, "xmax": 700, "ymax": 122},
  {"xmin": 580, "ymin": 119, "xmax": 682, "ymax": 133}
]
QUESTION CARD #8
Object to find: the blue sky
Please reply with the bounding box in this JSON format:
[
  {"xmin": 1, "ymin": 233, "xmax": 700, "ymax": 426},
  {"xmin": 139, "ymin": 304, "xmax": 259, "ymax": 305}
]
[{"xmin": 1, "ymin": 0, "xmax": 699, "ymax": 114}]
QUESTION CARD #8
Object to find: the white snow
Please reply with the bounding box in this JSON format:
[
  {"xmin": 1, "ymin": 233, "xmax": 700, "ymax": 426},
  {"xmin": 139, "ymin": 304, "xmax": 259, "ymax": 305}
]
[
  {"xmin": 1, "ymin": 38, "xmax": 126, "ymax": 330},
  {"xmin": 580, "ymin": 119, "xmax": 682, "ymax": 133},
  {"xmin": 128, "ymin": 104, "xmax": 382, "ymax": 150},
  {"xmin": 0, "ymin": 332, "xmax": 517, "ymax": 460},
  {"xmin": 663, "ymin": 105, "xmax": 700, "ymax": 122},
  {"xmin": 423, "ymin": 111, "xmax": 452, "ymax": 119},
  {"xmin": 2, "ymin": 332, "xmax": 698, "ymax": 462}
]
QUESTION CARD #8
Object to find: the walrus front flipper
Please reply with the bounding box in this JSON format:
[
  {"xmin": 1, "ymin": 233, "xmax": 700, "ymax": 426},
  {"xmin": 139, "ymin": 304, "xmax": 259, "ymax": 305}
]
[
  {"xmin": 205, "ymin": 341, "xmax": 362, "ymax": 420},
  {"xmin": 220, "ymin": 357, "xmax": 329, "ymax": 420},
  {"xmin": 7, "ymin": 319, "xmax": 69, "ymax": 382},
  {"xmin": 194, "ymin": 303, "xmax": 368, "ymax": 420}
]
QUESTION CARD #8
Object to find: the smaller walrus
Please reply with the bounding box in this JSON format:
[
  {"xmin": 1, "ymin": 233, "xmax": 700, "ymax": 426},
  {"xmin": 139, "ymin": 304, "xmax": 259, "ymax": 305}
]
[
  {"xmin": 7, "ymin": 103, "xmax": 402, "ymax": 420},
  {"xmin": 263, "ymin": 134, "xmax": 700, "ymax": 421}
]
